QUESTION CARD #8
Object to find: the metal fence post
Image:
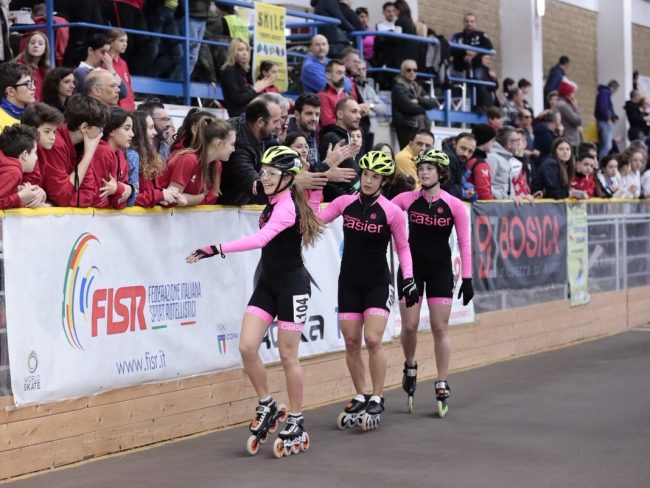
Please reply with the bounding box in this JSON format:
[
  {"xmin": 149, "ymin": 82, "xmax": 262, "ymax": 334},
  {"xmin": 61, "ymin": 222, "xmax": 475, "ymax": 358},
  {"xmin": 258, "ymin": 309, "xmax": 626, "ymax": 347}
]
[
  {"xmin": 45, "ymin": 0, "xmax": 56, "ymax": 68},
  {"xmin": 182, "ymin": 0, "xmax": 191, "ymax": 105}
]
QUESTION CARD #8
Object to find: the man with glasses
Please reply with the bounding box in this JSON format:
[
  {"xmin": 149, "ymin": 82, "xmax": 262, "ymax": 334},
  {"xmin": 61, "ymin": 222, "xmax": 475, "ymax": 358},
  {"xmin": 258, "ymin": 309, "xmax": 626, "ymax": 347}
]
[
  {"xmin": 138, "ymin": 98, "xmax": 175, "ymax": 163},
  {"xmin": 392, "ymin": 59, "xmax": 438, "ymax": 150},
  {"xmin": 0, "ymin": 63, "xmax": 36, "ymax": 130},
  {"xmin": 516, "ymin": 109, "xmax": 540, "ymax": 160},
  {"xmin": 486, "ymin": 126, "xmax": 520, "ymax": 199},
  {"xmin": 84, "ymin": 69, "xmax": 121, "ymax": 107}
]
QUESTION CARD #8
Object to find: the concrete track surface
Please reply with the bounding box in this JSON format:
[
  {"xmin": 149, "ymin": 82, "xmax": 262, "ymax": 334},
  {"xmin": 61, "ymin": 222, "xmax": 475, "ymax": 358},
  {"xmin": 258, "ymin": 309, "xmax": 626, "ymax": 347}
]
[{"xmin": 5, "ymin": 328, "xmax": 650, "ymax": 488}]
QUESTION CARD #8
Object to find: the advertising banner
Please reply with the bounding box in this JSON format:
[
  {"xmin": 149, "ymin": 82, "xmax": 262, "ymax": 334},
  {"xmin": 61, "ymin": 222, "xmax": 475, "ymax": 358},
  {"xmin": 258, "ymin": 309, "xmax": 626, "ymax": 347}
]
[
  {"xmin": 253, "ymin": 3, "xmax": 288, "ymax": 92},
  {"xmin": 567, "ymin": 202, "xmax": 590, "ymax": 306},
  {"xmin": 3, "ymin": 208, "xmax": 390, "ymax": 406},
  {"xmin": 472, "ymin": 202, "xmax": 567, "ymax": 291}
]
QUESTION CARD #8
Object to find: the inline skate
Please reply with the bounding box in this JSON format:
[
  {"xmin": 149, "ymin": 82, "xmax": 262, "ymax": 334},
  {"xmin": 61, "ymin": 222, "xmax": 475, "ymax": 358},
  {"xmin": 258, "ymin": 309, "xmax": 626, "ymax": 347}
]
[
  {"xmin": 336, "ymin": 394, "xmax": 370, "ymax": 429},
  {"xmin": 273, "ymin": 414, "xmax": 310, "ymax": 458},
  {"xmin": 434, "ymin": 380, "xmax": 451, "ymax": 418},
  {"xmin": 402, "ymin": 361, "xmax": 417, "ymax": 413},
  {"xmin": 245, "ymin": 398, "xmax": 288, "ymax": 455},
  {"xmin": 360, "ymin": 395, "xmax": 384, "ymax": 431}
]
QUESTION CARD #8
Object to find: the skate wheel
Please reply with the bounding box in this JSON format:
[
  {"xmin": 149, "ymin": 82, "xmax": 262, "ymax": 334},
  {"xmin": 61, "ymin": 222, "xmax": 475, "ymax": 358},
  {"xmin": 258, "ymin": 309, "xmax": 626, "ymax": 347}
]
[
  {"xmin": 301, "ymin": 432, "xmax": 310, "ymax": 452},
  {"xmin": 284, "ymin": 445, "xmax": 292, "ymax": 456},
  {"xmin": 437, "ymin": 400, "xmax": 448, "ymax": 418},
  {"xmin": 272, "ymin": 438, "xmax": 284, "ymax": 458},
  {"xmin": 260, "ymin": 431, "xmax": 268, "ymax": 444},
  {"xmin": 268, "ymin": 421, "xmax": 278, "ymax": 434},
  {"xmin": 336, "ymin": 412, "xmax": 348, "ymax": 430},
  {"xmin": 277, "ymin": 404, "xmax": 288, "ymax": 422},
  {"xmin": 246, "ymin": 435, "xmax": 260, "ymax": 456},
  {"xmin": 360, "ymin": 413, "xmax": 370, "ymax": 431},
  {"xmin": 407, "ymin": 395, "xmax": 414, "ymax": 414},
  {"xmin": 292, "ymin": 441, "xmax": 301, "ymax": 454}
]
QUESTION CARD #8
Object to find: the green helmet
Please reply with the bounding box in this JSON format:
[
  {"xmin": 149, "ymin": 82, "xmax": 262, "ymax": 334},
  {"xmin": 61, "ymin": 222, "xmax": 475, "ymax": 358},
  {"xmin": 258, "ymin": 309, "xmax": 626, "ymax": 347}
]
[
  {"xmin": 415, "ymin": 148, "xmax": 449, "ymax": 167},
  {"xmin": 260, "ymin": 146, "xmax": 303, "ymax": 176},
  {"xmin": 358, "ymin": 150, "xmax": 395, "ymax": 176}
]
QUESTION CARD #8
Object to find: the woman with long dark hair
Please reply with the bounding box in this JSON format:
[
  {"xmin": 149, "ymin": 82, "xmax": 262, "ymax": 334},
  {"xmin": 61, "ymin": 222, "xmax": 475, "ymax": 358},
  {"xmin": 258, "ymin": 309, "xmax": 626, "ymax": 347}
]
[
  {"xmin": 534, "ymin": 136, "xmax": 575, "ymax": 199},
  {"xmin": 187, "ymin": 146, "xmax": 323, "ymax": 458},
  {"xmin": 41, "ymin": 67, "xmax": 76, "ymax": 112}
]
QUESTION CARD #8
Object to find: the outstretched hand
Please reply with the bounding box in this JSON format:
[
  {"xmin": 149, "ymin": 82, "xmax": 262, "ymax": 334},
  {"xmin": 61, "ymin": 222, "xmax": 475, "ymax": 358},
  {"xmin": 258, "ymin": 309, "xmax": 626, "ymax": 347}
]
[{"xmin": 186, "ymin": 245, "xmax": 222, "ymax": 263}]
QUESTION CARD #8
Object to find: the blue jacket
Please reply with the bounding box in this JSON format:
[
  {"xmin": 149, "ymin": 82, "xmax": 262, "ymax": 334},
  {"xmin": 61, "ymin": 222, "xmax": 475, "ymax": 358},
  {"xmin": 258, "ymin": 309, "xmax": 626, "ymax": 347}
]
[
  {"xmin": 594, "ymin": 84, "xmax": 617, "ymax": 122},
  {"xmin": 533, "ymin": 123, "xmax": 556, "ymax": 161},
  {"xmin": 533, "ymin": 156, "xmax": 568, "ymax": 199},
  {"xmin": 125, "ymin": 149, "xmax": 140, "ymax": 207},
  {"xmin": 301, "ymin": 56, "xmax": 352, "ymax": 94},
  {"xmin": 544, "ymin": 65, "xmax": 564, "ymax": 96}
]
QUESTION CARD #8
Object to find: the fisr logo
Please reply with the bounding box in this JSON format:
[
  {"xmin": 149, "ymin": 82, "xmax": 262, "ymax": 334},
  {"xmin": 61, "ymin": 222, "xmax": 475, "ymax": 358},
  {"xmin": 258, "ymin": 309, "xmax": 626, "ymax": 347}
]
[{"xmin": 92, "ymin": 286, "xmax": 148, "ymax": 337}]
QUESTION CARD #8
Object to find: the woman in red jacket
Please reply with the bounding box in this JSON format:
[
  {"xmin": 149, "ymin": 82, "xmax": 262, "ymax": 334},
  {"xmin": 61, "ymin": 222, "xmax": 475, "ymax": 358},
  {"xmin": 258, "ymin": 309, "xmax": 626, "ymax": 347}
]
[
  {"xmin": 131, "ymin": 110, "xmax": 185, "ymax": 207},
  {"xmin": 14, "ymin": 31, "xmax": 51, "ymax": 102},
  {"xmin": 159, "ymin": 117, "xmax": 236, "ymax": 206},
  {"xmin": 107, "ymin": 28, "xmax": 135, "ymax": 110},
  {"xmin": 91, "ymin": 107, "xmax": 133, "ymax": 209}
]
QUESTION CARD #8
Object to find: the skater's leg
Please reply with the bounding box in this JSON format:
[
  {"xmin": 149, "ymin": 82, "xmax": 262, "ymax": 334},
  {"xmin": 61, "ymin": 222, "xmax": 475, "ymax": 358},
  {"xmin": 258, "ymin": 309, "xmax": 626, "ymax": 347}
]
[
  {"xmin": 362, "ymin": 311, "xmax": 389, "ymax": 397},
  {"xmin": 277, "ymin": 325, "xmax": 303, "ymax": 413},
  {"xmin": 399, "ymin": 299, "xmax": 422, "ymax": 366},
  {"xmin": 239, "ymin": 310, "xmax": 273, "ymax": 400},
  {"xmin": 340, "ymin": 318, "xmax": 367, "ymax": 394},
  {"xmin": 428, "ymin": 300, "xmax": 452, "ymax": 380}
]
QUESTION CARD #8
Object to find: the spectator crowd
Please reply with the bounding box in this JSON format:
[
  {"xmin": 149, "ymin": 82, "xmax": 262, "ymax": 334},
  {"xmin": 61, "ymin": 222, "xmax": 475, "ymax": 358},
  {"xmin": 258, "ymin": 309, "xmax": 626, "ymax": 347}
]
[{"xmin": 1, "ymin": 0, "xmax": 650, "ymax": 211}]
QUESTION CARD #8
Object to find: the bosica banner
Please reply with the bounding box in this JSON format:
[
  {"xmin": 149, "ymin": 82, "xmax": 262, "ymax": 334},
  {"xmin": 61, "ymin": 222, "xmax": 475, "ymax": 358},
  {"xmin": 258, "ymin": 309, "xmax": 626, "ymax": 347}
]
[{"xmin": 472, "ymin": 201, "xmax": 568, "ymax": 291}]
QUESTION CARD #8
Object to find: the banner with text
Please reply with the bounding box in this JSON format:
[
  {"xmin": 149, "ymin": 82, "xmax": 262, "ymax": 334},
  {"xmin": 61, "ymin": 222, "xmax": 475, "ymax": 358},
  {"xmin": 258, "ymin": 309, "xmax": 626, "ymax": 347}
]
[
  {"xmin": 567, "ymin": 202, "xmax": 590, "ymax": 306},
  {"xmin": 253, "ymin": 3, "xmax": 288, "ymax": 92},
  {"xmin": 2, "ymin": 208, "xmax": 384, "ymax": 406},
  {"xmin": 472, "ymin": 202, "xmax": 567, "ymax": 291}
]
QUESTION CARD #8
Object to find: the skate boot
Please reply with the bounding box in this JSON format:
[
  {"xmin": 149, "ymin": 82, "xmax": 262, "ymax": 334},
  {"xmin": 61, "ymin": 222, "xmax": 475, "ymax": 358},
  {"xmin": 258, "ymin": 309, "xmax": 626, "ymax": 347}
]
[
  {"xmin": 402, "ymin": 361, "xmax": 418, "ymax": 413},
  {"xmin": 336, "ymin": 393, "xmax": 370, "ymax": 429},
  {"xmin": 360, "ymin": 395, "xmax": 384, "ymax": 431},
  {"xmin": 273, "ymin": 414, "xmax": 310, "ymax": 458},
  {"xmin": 246, "ymin": 398, "xmax": 288, "ymax": 455},
  {"xmin": 434, "ymin": 380, "xmax": 451, "ymax": 418}
]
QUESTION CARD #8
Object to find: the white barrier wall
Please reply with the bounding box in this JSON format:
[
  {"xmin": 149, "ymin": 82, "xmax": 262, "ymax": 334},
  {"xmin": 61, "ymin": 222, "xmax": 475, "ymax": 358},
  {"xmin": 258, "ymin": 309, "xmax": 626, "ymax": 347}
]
[{"xmin": 3, "ymin": 206, "xmax": 473, "ymax": 406}]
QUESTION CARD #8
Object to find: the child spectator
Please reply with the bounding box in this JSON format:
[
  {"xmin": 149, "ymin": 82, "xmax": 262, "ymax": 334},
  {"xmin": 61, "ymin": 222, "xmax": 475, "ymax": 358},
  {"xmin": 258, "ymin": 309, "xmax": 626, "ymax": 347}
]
[
  {"xmin": 41, "ymin": 94, "xmax": 108, "ymax": 207},
  {"xmin": 14, "ymin": 31, "xmax": 51, "ymax": 102},
  {"xmin": 159, "ymin": 117, "xmax": 236, "ymax": 205},
  {"xmin": 20, "ymin": 102, "xmax": 64, "ymax": 187},
  {"xmin": 595, "ymin": 154, "xmax": 623, "ymax": 198},
  {"xmin": 107, "ymin": 28, "xmax": 135, "ymax": 110},
  {"xmin": 42, "ymin": 67, "xmax": 76, "ymax": 113},
  {"xmin": 257, "ymin": 61, "xmax": 280, "ymax": 94},
  {"xmin": 171, "ymin": 107, "xmax": 215, "ymax": 155},
  {"xmin": 465, "ymin": 123, "xmax": 495, "ymax": 200},
  {"xmin": 0, "ymin": 63, "xmax": 36, "ymax": 130},
  {"xmin": 570, "ymin": 151, "xmax": 596, "ymax": 199},
  {"xmin": 0, "ymin": 124, "xmax": 46, "ymax": 209},
  {"xmin": 618, "ymin": 146, "xmax": 644, "ymax": 199},
  {"xmin": 90, "ymin": 107, "xmax": 134, "ymax": 209},
  {"xmin": 533, "ymin": 137, "xmax": 574, "ymax": 199},
  {"xmin": 131, "ymin": 110, "xmax": 184, "ymax": 207}
]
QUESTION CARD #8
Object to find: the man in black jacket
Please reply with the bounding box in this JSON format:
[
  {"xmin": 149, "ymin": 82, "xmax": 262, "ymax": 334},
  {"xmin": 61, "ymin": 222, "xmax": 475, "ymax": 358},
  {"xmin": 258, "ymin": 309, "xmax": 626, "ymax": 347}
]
[
  {"xmin": 391, "ymin": 59, "xmax": 438, "ymax": 150},
  {"xmin": 319, "ymin": 97, "xmax": 362, "ymax": 201},
  {"xmin": 219, "ymin": 98, "xmax": 283, "ymax": 205}
]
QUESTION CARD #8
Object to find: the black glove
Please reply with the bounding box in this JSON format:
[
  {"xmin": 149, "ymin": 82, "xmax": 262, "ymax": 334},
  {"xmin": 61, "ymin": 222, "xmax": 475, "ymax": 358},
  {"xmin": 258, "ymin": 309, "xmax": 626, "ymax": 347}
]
[
  {"xmin": 401, "ymin": 277, "xmax": 419, "ymax": 308},
  {"xmin": 457, "ymin": 278, "xmax": 474, "ymax": 306},
  {"xmin": 186, "ymin": 245, "xmax": 223, "ymax": 263}
]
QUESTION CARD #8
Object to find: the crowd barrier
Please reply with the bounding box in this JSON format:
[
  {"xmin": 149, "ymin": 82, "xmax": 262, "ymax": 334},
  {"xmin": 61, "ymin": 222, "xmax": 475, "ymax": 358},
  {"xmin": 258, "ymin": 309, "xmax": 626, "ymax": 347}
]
[{"xmin": 0, "ymin": 201, "xmax": 648, "ymax": 479}]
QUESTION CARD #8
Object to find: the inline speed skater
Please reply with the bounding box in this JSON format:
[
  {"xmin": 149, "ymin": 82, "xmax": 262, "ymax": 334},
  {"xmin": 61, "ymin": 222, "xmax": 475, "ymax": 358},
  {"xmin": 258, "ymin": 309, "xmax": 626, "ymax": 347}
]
[
  {"xmin": 316, "ymin": 150, "xmax": 419, "ymax": 431},
  {"xmin": 187, "ymin": 146, "xmax": 322, "ymax": 456},
  {"xmin": 392, "ymin": 148, "xmax": 474, "ymax": 417}
]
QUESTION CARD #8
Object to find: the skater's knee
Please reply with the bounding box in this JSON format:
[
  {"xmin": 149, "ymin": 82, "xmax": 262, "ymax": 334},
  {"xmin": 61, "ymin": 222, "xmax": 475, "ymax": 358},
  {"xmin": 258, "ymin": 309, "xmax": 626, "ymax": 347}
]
[
  {"xmin": 364, "ymin": 333, "xmax": 383, "ymax": 352},
  {"xmin": 239, "ymin": 341, "xmax": 260, "ymax": 361},
  {"xmin": 431, "ymin": 320, "xmax": 449, "ymax": 336},
  {"xmin": 400, "ymin": 320, "xmax": 418, "ymax": 334},
  {"xmin": 344, "ymin": 335, "xmax": 362, "ymax": 352},
  {"xmin": 279, "ymin": 349, "xmax": 299, "ymax": 368}
]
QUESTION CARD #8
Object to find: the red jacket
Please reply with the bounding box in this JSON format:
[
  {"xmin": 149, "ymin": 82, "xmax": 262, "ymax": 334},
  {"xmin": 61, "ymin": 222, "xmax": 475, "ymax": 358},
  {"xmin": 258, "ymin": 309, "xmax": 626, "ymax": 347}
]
[
  {"xmin": 109, "ymin": 0, "xmax": 146, "ymax": 9},
  {"xmin": 21, "ymin": 144, "xmax": 47, "ymax": 187},
  {"xmin": 135, "ymin": 173, "xmax": 165, "ymax": 207},
  {"xmin": 113, "ymin": 55, "xmax": 135, "ymax": 110},
  {"xmin": 91, "ymin": 140, "xmax": 129, "ymax": 209},
  {"xmin": 318, "ymin": 83, "xmax": 348, "ymax": 128},
  {"xmin": 159, "ymin": 152, "xmax": 218, "ymax": 204},
  {"xmin": 466, "ymin": 152, "xmax": 493, "ymax": 200},
  {"xmin": 0, "ymin": 150, "xmax": 23, "ymax": 209},
  {"xmin": 571, "ymin": 172, "xmax": 595, "ymax": 197},
  {"xmin": 41, "ymin": 125, "xmax": 97, "ymax": 207}
]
